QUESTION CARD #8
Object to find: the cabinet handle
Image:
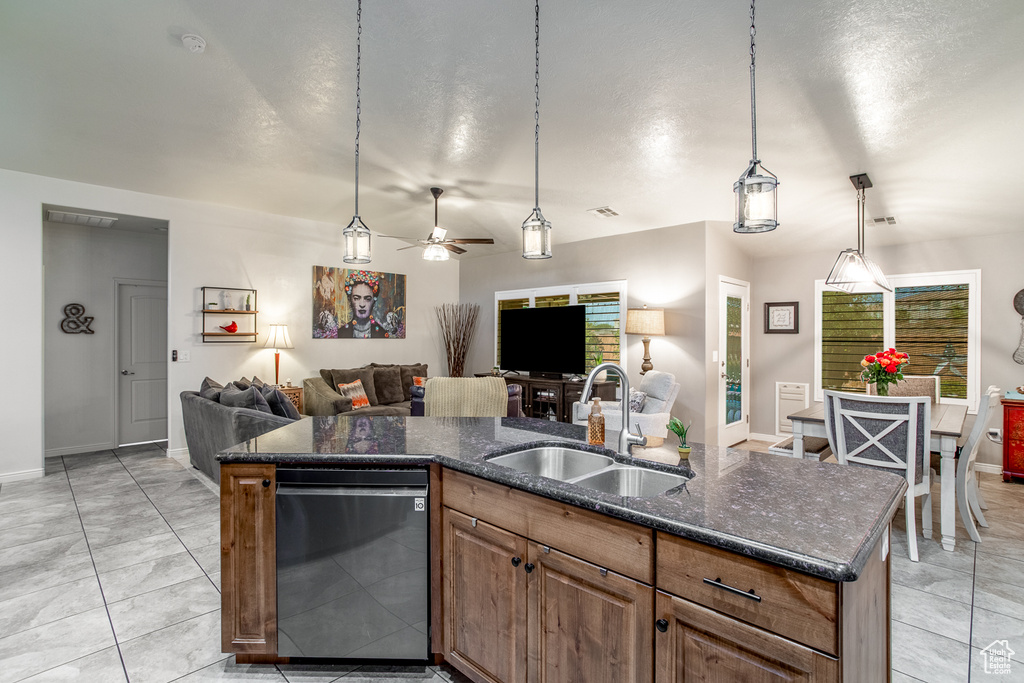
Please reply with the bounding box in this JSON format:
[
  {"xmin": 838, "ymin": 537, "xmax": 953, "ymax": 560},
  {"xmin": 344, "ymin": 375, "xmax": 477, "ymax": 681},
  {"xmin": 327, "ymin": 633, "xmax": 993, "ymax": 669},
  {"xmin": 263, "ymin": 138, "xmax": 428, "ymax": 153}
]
[
  {"xmin": 524, "ymin": 563, "xmax": 535, "ymax": 573},
  {"xmin": 511, "ymin": 557, "xmax": 522, "ymax": 567},
  {"xmin": 262, "ymin": 479, "xmax": 271, "ymax": 488},
  {"xmin": 703, "ymin": 577, "xmax": 762, "ymax": 602},
  {"xmin": 655, "ymin": 619, "xmax": 669, "ymax": 633}
]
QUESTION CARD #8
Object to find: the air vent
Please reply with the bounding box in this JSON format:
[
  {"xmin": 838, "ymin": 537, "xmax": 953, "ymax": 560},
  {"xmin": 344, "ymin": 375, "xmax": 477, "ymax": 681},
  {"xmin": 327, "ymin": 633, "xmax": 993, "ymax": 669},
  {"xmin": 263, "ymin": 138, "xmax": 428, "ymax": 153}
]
[
  {"xmin": 46, "ymin": 210, "xmax": 118, "ymax": 228},
  {"xmin": 587, "ymin": 206, "xmax": 619, "ymax": 218},
  {"xmin": 870, "ymin": 216, "xmax": 897, "ymax": 226}
]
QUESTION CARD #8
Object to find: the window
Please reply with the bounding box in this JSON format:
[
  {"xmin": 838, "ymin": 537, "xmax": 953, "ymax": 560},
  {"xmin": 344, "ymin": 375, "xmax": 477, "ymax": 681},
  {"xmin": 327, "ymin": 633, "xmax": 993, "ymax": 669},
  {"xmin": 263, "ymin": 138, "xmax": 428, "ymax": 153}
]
[
  {"xmin": 495, "ymin": 281, "xmax": 627, "ymax": 372},
  {"xmin": 814, "ymin": 270, "xmax": 980, "ymax": 410}
]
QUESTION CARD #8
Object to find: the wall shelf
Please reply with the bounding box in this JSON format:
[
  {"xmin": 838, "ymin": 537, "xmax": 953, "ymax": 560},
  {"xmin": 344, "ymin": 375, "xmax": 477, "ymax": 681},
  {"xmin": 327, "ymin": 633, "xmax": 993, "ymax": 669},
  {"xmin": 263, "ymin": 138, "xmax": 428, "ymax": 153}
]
[{"xmin": 202, "ymin": 286, "xmax": 258, "ymax": 343}]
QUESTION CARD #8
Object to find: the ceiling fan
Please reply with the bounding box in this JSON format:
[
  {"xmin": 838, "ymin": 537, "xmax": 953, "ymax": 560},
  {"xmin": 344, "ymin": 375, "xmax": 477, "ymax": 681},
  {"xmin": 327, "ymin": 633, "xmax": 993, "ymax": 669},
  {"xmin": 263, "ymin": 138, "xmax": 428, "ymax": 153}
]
[{"xmin": 380, "ymin": 187, "xmax": 494, "ymax": 259}]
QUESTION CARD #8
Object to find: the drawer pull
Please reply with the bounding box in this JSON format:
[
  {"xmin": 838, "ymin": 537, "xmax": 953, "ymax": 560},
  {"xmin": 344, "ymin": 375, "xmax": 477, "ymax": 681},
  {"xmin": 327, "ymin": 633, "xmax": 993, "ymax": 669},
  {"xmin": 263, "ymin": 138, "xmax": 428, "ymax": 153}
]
[
  {"xmin": 262, "ymin": 479, "xmax": 271, "ymax": 488},
  {"xmin": 511, "ymin": 556, "xmax": 522, "ymax": 567},
  {"xmin": 703, "ymin": 577, "xmax": 762, "ymax": 602}
]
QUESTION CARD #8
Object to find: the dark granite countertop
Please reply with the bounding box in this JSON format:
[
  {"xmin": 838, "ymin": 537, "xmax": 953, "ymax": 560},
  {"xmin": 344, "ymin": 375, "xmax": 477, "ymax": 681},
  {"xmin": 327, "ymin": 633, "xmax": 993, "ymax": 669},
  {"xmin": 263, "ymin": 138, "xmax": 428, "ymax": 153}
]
[{"xmin": 219, "ymin": 415, "xmax": 907, "ymax": 581}]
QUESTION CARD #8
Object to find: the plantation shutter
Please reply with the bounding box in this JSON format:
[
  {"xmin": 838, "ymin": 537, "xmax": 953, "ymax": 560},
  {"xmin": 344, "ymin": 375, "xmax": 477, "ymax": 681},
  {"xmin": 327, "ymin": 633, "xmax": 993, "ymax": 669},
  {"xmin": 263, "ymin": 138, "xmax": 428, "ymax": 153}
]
[
  {"xmin": 534, "ymin": 294, "xmax": 570, "ymax": 308},
  {"xmin": 821, "ymin": 291, "xmax": 884, "ymax": 393},
  {"xmin": 496, "ymin": 297, "xmax": 529, "ymax": 367},
  {"xmin": 578, "ymin": 292, "xmax": 621, "ymax": 371},
  {"xmin": 894, "ymin": 284, "xmax": 969, "ymax": 399}
]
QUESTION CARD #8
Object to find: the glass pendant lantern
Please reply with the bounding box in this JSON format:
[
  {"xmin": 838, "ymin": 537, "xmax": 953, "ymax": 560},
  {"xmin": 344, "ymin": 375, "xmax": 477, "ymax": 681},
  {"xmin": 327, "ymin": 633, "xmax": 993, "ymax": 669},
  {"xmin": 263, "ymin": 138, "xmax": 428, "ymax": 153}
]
[
  {"xmin": 825, "ymin": 173, "xmax": 891, "ymax": 292},
  {"xmin": 343, "ymin": 0, "xmax": 372, "ymax": 264},
  {"xmin": 522, "ymin": 0, "xmax": 552, "ymax": 259}
]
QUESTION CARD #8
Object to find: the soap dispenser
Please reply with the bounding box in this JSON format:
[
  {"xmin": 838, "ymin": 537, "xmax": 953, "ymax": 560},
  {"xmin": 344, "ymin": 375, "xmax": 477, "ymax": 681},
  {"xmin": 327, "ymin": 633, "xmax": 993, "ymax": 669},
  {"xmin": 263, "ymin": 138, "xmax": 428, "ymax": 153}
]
[{"xmin": 588, "ymin": 397, "xmax": 605, "ymax": 446}]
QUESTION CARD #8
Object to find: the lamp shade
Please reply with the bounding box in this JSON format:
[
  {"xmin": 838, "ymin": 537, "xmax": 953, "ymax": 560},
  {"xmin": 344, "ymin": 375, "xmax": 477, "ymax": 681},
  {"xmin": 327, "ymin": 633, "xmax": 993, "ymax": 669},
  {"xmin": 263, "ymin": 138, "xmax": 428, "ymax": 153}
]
[
  {"xmin": 342, "ymin": 216, "xmax": 372, "ymax": 264},
  {"xmin": 422, "ymin": 242, "xmax": 450, "ymax": 261},
  {"xmin": 263, "ymin": 324, "xmax": 294, "ymax": 350},
  {"xmin": 825, "ymin": 249, "xmax": 892, "ymax": 293},
  {"xmin": 625, "ymin": 306, "xmax": 665, "ymax": 337}
]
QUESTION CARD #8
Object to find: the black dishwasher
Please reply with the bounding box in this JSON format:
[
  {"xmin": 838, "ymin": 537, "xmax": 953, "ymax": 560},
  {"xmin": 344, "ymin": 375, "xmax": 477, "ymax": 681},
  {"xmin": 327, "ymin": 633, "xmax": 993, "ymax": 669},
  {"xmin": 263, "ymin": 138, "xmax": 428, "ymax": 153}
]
[{"xmin": 275, "ymin": 467, "xmax": 429, "ymax": 660}]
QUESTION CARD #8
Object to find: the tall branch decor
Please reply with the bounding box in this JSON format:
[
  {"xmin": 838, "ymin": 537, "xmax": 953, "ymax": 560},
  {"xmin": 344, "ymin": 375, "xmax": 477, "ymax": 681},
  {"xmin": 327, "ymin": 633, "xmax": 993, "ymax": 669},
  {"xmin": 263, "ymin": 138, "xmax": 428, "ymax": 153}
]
[{"xmin": 435, "ymin": 303, "xmax": 480, "ymax": 377}]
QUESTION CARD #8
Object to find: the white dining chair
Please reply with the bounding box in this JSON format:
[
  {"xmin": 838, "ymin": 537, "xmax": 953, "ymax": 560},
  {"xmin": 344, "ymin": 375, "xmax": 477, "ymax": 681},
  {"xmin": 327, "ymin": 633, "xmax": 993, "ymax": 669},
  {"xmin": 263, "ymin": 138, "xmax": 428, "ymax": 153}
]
[
  {"xmin": 824, "ymin": 390, "xmax": 932, "ymax": 562},
  {"xmin": 956, "ymin": 385, "xmax": 1001, "ymax": 541}
]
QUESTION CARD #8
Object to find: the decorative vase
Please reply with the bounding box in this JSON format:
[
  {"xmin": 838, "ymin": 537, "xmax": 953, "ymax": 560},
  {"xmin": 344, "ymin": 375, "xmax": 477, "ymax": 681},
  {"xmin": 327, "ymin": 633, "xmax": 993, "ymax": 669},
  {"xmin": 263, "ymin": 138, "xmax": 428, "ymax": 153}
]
[
  {"xmin": 876, "ymin": 382, "xmax": 889, "ymax": 396},
  {"xmin": 595, "ymin": 370, "xmax": 607, "ymax": 382},
  {"xmin": 678, "ymin": 444, "xmax": 691, "ymax": 459}
]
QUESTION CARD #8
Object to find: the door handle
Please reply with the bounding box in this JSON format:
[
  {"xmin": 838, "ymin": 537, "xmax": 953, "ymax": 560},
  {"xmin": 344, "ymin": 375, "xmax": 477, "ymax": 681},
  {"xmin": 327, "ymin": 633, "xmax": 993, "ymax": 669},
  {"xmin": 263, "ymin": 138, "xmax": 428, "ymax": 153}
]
[
  {"xmin": 121, "ymin": 370, "xmax": 135, "ymax": 375},
  {"xmin": 720, "ymin": 372, "xmax": 727, "ymax": 379}
]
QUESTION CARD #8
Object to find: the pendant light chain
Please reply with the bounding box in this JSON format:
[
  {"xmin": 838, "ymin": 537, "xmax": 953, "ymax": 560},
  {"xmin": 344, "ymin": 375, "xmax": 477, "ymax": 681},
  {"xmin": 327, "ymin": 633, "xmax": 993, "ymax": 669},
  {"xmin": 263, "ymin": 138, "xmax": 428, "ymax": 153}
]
[
  {"xmin": 748, "ymin": 0, "xmax": 757, "ymax": 163},
  {"xmin": 354, "ymin": 0, "xmax": 362, "ymax": 215},
  {"xmin": 533, "ymin": 0, "xmax": 541, "ymax": 209}
]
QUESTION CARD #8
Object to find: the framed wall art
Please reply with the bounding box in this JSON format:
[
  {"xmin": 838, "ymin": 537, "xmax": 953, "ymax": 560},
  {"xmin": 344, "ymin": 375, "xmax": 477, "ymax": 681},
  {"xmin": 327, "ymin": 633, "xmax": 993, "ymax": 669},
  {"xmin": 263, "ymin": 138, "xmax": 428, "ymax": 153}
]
[
  {"xmin": 765, "ymin": 301, "xmax": 799, "ymax": 334},
  {"xmin": 313, "ymin": 266, "xmax": 406, "ymax": 339}
]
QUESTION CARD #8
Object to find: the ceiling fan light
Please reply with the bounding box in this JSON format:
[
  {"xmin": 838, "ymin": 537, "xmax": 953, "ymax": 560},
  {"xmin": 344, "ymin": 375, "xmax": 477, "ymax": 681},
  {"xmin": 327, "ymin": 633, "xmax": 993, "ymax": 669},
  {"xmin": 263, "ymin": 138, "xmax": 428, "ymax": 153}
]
[
  {"xmin": 342, "ymin": 216, "xmax": 372, "ymax": 264},
  {"xmin": 522, "ymin": 208, "xmax": 552, "ymax": 260},
  {"xmin": 733, "ymin": 163, "xmax": 778, "ymax": 233},
  {"xmin": 422, "ymin": 242, "xmax": 450, "ymax": 261},
  {"xmin": 825, "ymin": 248, "xmax": 891, "ymax": 292}
]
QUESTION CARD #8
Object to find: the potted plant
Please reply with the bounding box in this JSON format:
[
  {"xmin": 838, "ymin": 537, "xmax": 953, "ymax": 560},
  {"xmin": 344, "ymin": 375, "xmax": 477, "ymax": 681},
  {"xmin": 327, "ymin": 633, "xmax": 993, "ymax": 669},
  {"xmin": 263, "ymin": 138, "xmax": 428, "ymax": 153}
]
[
  {"xmin": 207, "ymin": 302, "xmax": 217, "ymax": 310},
  {"xmin": 245, "ymin": 294, "xmax": 252, "ymax": 311},
  {"xmin": 668, "ymin": 417, "xmax": 691, "ymax": 458},
  {"xmin": 860, "ymin": 347, "xmax": 909, "ymax": 396}
]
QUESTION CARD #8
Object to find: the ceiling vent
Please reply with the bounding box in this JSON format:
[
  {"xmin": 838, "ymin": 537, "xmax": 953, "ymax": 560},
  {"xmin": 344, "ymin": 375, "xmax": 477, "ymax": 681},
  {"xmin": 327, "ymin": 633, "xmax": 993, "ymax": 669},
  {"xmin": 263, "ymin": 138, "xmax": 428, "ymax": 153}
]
[
  {"xmin": 587, "ymin": 206, "xmax": 619, "ymax": 218},
  {"xmin": 46, "ymin": 210, "xmax": 118, "ymax": 228},
  {"xmin": 870, "ymin": 216, "xmax": 897, "ymax": 226}
]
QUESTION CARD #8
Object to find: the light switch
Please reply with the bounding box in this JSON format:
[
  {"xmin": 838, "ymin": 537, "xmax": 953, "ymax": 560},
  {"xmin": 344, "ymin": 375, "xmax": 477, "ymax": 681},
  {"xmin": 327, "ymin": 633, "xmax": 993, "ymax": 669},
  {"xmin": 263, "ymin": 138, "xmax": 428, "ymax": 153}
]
[
  {"xmin": 178, "ymin": 350, "xmax": 191, "ymax": 362},
  {"xmin": 712, "ymin": 350, "xmax": 719, "ymax": 363}
]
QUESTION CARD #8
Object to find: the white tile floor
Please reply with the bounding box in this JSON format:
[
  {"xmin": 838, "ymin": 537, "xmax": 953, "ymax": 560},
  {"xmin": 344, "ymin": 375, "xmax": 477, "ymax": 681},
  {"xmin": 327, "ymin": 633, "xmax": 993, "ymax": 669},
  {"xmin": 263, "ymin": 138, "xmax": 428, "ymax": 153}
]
[{"xmin": 0, "ymin": 443, "xmax": 1021, "ymax": 682}]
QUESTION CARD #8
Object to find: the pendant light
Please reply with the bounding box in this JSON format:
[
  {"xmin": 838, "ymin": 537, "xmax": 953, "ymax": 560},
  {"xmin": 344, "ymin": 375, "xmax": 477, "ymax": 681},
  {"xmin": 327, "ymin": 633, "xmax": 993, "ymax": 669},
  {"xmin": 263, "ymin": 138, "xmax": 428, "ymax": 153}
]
[
  {"xmin": 522, "ymin": 0, "xmax": 552, "ymax": 259},
  {"xmin": 423, "ymin": 187, "xmax": 451, "ymax": 262},
  {"xmin": 342, "ymin": 0, "xmax": 371, "ymax": 264},
  {"xmin": 825, "ymin": 173, "xmax": 892, "ymax": 292},
  {"xmin": 733, "ymin": 0, "xmax": 778, "ymax": 234}
]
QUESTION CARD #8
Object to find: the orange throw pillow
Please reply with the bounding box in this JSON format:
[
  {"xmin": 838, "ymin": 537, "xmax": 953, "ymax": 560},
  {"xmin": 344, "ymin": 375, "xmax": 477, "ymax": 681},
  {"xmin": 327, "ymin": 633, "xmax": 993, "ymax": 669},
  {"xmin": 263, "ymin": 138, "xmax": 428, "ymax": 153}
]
[
  {"xmin": 337, "ymin": 379, "xmax": 370, "ymax": 409},
  {"xmin": 412, "ymin": 376, "xmax": 427, "ymax": 387}
]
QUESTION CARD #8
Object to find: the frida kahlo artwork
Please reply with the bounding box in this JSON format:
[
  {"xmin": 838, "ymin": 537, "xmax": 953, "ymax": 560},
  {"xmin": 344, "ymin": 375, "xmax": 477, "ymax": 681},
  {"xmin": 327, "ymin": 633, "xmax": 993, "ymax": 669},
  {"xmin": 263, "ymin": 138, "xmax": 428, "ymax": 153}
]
[{"xmin": 313, "ymin": 266, "xmax": 406, "ymax": 339}]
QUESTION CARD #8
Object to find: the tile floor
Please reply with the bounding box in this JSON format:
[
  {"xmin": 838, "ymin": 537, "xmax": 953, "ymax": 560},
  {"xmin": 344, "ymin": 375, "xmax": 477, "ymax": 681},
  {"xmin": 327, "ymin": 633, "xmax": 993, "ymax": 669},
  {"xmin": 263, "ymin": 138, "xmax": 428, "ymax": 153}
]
[{"xmin": 0, "ymin": 442, "xmax": 1021, "ymax": 682}]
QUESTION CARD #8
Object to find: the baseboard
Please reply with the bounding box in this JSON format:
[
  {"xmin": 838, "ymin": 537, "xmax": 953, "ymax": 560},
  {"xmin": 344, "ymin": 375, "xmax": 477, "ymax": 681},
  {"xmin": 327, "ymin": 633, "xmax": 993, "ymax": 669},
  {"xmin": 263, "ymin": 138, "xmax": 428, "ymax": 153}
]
[
  {"xmin": 0, "ymin": 468, "xmax": 45, "ymax": 483},
  {"xmin": 45, "ymin": 442, "xmax": 116, "ymax": 458},
  {"xmin": 747, "ymin": 432, "xmax": 781, "ymax": 443},
  {"xmin": 166, "ymin": 447, "xmax": 189, "ymax": 460},
  {"xmin": 975, "ymin": 463, "xmax": 1002, "ymax": 475}
]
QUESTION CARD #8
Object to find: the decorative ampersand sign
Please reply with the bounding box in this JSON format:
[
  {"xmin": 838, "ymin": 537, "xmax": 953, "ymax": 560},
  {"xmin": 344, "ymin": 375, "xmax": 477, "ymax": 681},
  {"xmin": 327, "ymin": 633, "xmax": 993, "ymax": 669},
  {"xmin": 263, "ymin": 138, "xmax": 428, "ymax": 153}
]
[{"xmin": 60, "ymin": 303, "xmax": 95, "ymax": 334}]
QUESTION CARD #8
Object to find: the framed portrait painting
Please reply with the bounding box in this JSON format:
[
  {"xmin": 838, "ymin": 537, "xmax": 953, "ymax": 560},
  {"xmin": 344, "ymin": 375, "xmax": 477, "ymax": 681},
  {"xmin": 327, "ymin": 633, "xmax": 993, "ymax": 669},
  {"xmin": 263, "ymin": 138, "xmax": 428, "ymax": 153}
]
[
  {"xmin": 313, "ymin": 266, "xmax": 406, "ymax": 339},
  {"xmin": 764, "ymin": 302, "xmax": 799, "ymax": 334}
]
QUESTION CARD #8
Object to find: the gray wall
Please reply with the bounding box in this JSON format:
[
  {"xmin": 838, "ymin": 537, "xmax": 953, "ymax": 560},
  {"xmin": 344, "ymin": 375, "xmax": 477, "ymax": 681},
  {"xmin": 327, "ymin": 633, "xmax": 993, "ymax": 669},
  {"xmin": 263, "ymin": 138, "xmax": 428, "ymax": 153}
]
[
  {"xmin": 460, "ymin": 222, "xmax": 710, "ymax": 441},
  {"xmin": 43, "ymin": 222, "xmax": 168, "ymax": 455},
  {"xmin": 750, "ymin": 229, "xmax": 1024, "ymax": 466}
]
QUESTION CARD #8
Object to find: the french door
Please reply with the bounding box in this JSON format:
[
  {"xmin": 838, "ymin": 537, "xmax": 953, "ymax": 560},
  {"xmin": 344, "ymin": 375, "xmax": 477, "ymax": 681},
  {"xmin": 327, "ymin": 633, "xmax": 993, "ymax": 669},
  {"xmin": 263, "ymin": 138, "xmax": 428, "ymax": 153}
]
[{"xmin": 718, "ymin": 278, "xmax": 750, "ymax": 447}]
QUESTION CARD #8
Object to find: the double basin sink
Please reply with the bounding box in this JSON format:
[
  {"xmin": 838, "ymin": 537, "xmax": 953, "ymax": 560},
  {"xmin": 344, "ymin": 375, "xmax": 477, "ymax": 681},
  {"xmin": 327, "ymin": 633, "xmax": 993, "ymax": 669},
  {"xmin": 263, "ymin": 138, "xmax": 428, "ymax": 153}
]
[{"xmin": 488, "ymin": 446, "xmax": 692, "ymax": 498}]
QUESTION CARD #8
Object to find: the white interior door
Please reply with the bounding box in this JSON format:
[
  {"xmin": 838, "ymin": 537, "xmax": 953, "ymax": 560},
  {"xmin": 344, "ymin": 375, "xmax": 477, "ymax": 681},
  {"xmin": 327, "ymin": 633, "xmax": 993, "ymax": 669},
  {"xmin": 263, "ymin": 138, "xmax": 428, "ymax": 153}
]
[
  {"xmin": 118, "ymin": 284, "xmax": 167, "ymax": 445},
  {"xmin": 718, "ymin": 278, "xmax": 750, "ymax": 447}
]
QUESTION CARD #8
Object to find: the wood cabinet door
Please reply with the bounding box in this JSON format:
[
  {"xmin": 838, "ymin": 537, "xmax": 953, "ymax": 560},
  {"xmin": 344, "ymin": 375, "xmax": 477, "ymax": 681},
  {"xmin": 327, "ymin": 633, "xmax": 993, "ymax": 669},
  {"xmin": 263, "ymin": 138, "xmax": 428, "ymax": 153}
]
[
  {"xmin": 221, "ymin": 463, "xmax": 276, "ymax": 654},
  {"xmin": 528, "ymin": 543, "xmax": 653, "ymax": 683},
  {"xmin": 654, "ymin": 591, "xmax": 837, "ymax": 683},
  {"xmin": 444, "ymin": 508, "xmax": 529, "ymax": 683}
]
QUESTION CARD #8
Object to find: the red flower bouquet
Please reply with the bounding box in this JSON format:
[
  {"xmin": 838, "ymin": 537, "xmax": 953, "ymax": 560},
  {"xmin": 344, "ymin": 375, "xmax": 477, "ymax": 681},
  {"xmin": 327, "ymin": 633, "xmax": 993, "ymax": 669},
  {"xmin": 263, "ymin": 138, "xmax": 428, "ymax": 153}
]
[{"xmin": 860, "ymin": 348, "xmax": 909, "ymax": 396}]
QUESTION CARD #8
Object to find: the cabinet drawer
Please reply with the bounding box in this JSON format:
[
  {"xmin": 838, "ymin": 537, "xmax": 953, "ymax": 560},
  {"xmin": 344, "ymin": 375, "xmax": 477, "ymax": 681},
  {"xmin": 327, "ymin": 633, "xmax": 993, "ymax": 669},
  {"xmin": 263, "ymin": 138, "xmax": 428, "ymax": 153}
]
[
  {"xmin": 443, "ymin": 469, "xmax": 653, "ymax": 583},
  {"xmin": 656, "ymin": 532, "xmax": 839, "ymax": 655}
]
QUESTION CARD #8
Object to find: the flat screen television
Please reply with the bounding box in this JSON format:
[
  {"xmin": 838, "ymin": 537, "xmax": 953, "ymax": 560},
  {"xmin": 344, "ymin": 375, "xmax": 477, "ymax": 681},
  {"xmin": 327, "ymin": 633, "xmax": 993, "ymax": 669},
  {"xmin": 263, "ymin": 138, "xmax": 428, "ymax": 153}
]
[{"xmin": 500, "ymin": 305, "xmax": 586, "ymax": 377}]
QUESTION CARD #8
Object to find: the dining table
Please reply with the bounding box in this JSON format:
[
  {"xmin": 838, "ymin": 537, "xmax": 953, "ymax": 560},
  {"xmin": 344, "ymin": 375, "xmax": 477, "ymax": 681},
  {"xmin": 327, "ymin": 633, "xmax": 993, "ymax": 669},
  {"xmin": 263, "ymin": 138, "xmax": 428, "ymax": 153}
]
[{"xmin": 788, "ymin": 401, "xmax": 969, "ymax": 552}]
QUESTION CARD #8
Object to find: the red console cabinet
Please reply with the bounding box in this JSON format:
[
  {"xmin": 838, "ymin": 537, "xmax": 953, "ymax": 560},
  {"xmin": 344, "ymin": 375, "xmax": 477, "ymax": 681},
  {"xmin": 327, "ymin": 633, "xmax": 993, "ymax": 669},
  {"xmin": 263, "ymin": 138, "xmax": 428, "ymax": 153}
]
[{"xmin": 1001, "ymin": 398, "xmax": 1024, "ymax": 482}]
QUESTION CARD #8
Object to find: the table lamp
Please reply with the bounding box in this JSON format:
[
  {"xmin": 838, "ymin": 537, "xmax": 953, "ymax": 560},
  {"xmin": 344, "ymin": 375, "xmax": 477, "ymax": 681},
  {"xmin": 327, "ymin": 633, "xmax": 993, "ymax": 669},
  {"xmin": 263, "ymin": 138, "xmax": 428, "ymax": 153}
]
[
  {"xmin": 263, "ymin": 324, "xmax": 294, "ymax": 386},
  {"xmin": 625, "ymin": 305, "xmax": 665, "ymax": 375}
]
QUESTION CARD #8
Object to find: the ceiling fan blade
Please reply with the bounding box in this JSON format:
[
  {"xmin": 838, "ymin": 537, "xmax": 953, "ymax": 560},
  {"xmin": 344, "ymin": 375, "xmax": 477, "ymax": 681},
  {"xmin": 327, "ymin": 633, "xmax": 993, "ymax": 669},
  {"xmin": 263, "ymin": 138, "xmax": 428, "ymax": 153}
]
[
  {"xmin": 396, "ymin": 244, "xmax": 424, "ymax": 251},
  {"xmin": 442, "ymin": 244, "xmax": 467, "ymax": 254},
  {"xmin": 447, "ymin": 238, "xmax": 495, "ymax": 244},
  {"xmin": 378, "ymin": 234, "xmax": 412, "ymax": 240}
]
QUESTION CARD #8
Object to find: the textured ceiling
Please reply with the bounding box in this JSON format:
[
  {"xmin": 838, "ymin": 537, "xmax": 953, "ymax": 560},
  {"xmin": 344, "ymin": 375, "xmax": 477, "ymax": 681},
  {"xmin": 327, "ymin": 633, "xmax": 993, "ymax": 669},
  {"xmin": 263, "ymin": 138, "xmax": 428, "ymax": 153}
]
[{"xmin": 1, "ymin": 0, "xmax": 1022, "ymax": 258}]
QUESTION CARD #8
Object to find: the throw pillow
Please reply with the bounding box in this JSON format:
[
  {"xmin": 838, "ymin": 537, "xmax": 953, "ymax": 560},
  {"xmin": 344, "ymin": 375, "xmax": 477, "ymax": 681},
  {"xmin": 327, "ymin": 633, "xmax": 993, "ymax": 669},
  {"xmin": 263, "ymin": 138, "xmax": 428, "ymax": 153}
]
[
  {"xmin": 326, "ymin": 368, "xmax": 378, "ymax": 406},
  {"xmin": 400, "ymin": 363, "xmax": 429, "ymax": 401},
  {"xmin": 260, "ymin": 385, "xmax": 301, "ymax": 420},
  {"xmin": 199, "ymin": 377, "xmax": 224, "ymax": 402},
  {"xmin": 251, "ymin": 376, "xmax": 266, "ymax": 389},
  {"xmin": 372, "ymin": 365, "xmax": 405, "ymax": 405},
  {"xmin": 337, "ymin": 379, "xmax": 371, "ymax": 409},
  {"xmin": 235, "ymin": 377, "xmax": 252, "ymax": 389},
  {"xmin": 628, "ymin": 389, "xmax": 647, "ymax": 413},
  {"xmin": 220, "ymin": 383, "xmax": 273, "ymax": 414},
  {"xmin": 412, "ymin": 376, "xmax": 427, "ymax": 386}
]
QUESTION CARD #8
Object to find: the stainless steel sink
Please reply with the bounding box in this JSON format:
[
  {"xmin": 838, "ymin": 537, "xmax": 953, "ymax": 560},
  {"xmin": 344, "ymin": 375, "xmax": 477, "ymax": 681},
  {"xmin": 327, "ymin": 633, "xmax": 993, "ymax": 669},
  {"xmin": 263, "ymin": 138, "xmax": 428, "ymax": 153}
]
[
  {"xmin": 488, "ymin": 447, "xmax": 615, "ymax": 481},
  {"xmin": 573, "ymin": 466, "xmax": 691, "ymax": 498}
]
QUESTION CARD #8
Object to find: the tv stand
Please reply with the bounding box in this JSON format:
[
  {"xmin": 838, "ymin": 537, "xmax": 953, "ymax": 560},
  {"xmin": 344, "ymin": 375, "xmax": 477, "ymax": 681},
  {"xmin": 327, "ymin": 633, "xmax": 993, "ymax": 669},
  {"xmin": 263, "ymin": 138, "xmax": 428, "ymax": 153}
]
[{"xmin": 478, "ymin": 373, "xmax": 617, "ymax": 423}]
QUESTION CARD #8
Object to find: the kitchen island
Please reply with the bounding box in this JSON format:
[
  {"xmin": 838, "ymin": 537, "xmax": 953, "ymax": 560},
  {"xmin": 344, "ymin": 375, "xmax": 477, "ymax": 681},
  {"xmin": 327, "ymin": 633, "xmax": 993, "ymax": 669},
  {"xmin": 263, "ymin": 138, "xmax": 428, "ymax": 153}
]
[{"xmin": 219, "ymin": 415, "xmax": 906, "ymax": 682}]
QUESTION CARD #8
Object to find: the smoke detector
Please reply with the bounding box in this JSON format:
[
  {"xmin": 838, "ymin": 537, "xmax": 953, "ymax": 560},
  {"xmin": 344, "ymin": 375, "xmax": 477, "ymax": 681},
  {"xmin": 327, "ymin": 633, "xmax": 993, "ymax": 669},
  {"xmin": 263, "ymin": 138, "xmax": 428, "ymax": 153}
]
[
  {"xmin": 586, "ymin": 206, "xmax": 619, "ymax": 219},
  {"xmin": 46, "ymin": 210, "xmax": 118, "ymax": 228},
  {"xmin": 182, "ymin": 34, "xmax": 206, "ymax": 54}
]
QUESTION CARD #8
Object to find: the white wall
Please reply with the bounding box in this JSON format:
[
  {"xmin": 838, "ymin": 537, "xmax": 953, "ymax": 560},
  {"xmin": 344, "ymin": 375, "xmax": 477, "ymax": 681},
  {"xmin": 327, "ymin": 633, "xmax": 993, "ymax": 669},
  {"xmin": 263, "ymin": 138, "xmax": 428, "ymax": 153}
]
[
  {"xmin": 0, "ymin": 168, "xmax": 459, "ymax": 480},
  {"xmin": 749, "ymin": 230, "xmax": 1024, "ymax": 467},
  {"xmin": 43, "ymin": 222, "xmax": 168, "ymax": 455},
  {"xmin": 459, "ymin": 222, "xmax": 710, "ymax": 441}
]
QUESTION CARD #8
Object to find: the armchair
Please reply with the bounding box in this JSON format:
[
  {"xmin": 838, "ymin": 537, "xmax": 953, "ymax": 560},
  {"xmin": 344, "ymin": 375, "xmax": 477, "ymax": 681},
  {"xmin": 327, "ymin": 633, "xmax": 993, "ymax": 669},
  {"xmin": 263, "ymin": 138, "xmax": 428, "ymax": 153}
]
[{"xmin": 572, "ymin": 370, "xmax": 680, "ymax": 439}]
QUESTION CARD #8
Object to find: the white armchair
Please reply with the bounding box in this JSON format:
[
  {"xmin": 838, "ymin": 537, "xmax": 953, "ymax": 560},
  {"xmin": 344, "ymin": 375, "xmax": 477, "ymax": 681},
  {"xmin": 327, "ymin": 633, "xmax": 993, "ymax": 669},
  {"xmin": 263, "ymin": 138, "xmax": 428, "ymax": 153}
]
[{"xmin": 572, "ymin": 370, "xmax": 680, "ymax": 440}]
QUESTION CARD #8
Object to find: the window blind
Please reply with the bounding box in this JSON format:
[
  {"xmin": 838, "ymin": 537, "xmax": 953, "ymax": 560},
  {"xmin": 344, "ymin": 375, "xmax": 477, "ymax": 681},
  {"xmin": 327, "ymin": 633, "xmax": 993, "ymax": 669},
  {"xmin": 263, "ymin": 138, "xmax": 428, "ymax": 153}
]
[
  {"xmin": 895, "ymin": 284, "xmax": 969, "ymax": 399},
  {"xmin": 821, "ymin": 291, "xmax": 884, "ymax": 393},
  {"xmin": 579, "ymin": 292, "xmax": 621, "ymax": 370}
]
